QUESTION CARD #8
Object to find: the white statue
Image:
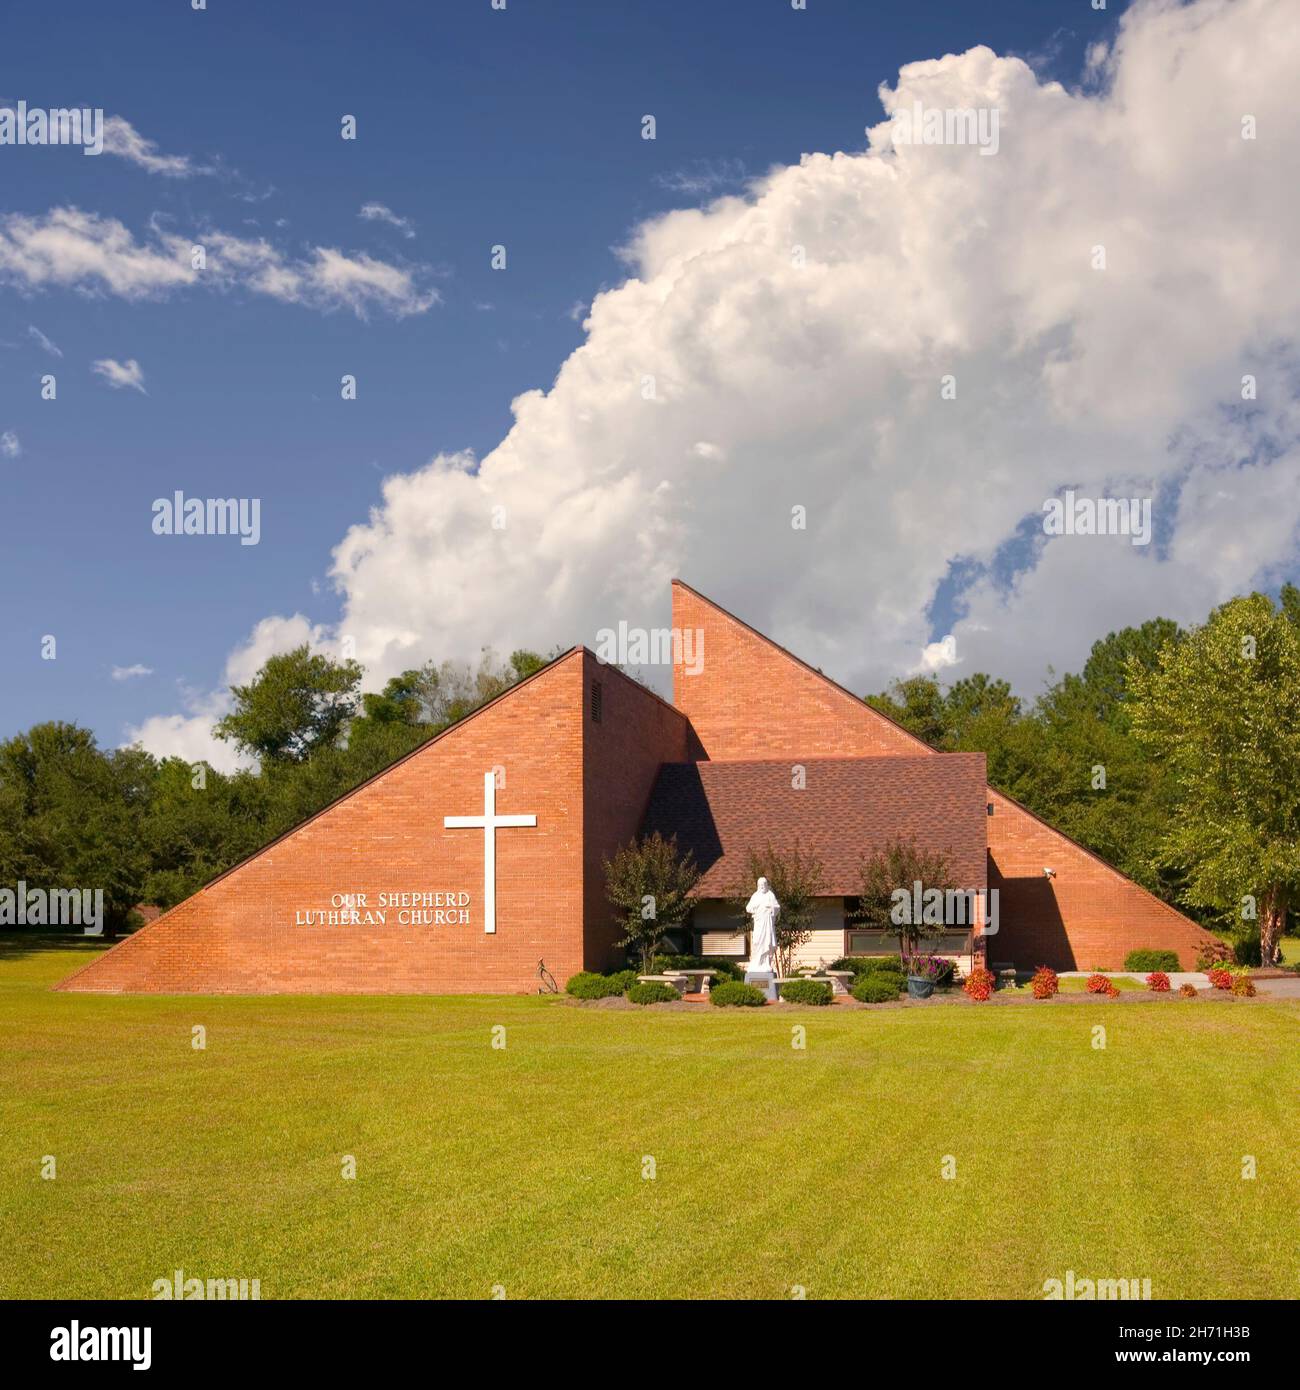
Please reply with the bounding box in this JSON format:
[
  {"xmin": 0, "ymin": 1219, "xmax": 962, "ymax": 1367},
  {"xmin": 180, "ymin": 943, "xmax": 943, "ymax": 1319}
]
[{"xmin": 745, "ymin": 876, "xmax": 780, "ymax": 975}]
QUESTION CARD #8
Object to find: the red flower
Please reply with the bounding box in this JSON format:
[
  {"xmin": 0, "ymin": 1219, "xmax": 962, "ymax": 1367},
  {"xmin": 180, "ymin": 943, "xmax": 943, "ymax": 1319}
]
[{"xmin": 1146, "ymin": 971, "xmax": 1171, "ymax": 992}]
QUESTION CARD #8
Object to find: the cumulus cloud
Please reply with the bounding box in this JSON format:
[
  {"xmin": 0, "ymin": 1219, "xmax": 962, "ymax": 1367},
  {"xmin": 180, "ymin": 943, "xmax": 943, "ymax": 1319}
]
[
  {"xmin": 359, "ymin": 202, "xmax": 416, "ymax": 238},
  {"xmin": 0, "ymin": 429, "xmax": 20, "ymax": 458},
  {"xmin": 916, "ymin": 636, "xmax": 959, "ymax": 675},
  {"xmin": 0, "ymin": 207, "xmax": 439, "ymax": 318},
  {"xmin": 132, "ymin": 0, "xmax": 1300, "ymax": 756},
  {"xmin": 92, "ymin": 357, "xmax": 146, "ymax": 392},
  {"xmin": 111, "ymin": 663, "xmax": 153, "ymax": 681}
]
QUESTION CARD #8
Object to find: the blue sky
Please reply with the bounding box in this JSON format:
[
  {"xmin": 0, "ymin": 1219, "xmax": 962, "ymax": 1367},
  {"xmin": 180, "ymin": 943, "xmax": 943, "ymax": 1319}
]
[{"xmin": 4, "ymin": 0, "xmax": 1296, "ymax": 764}]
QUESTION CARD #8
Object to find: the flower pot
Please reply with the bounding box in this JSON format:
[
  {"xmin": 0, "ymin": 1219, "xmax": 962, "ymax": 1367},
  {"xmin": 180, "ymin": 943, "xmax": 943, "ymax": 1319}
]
[{"xmin": 906, "ymin": 975, "xmax": 935, "ymax": 1000}]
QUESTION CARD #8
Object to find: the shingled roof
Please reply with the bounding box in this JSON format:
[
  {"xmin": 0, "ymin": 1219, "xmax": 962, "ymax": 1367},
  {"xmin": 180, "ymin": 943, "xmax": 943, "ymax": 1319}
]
[{"xmin": 641, "ymin": 754, "xmax": 988, "ymax": 897}]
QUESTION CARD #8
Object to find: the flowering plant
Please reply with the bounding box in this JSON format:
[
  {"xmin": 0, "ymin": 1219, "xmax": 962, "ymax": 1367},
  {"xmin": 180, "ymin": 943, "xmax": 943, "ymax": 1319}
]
[
  {"xmin": 1086, "ymin": 973, "xmax": 1111, "ymax": 994},
  {"xmin": 963, "ymin": 967, "xmax": 995, "ymax": 1001},
  {"xmin": 903, "ymin": 951, "xmax": 950, "ymax": 982},
  {"xmin": 1146, "ymin": 971, "xmax": 1171, "ymax": 992},
  {"xmin": 1031, "ymin": 965, "xmax": 1059, "ymax": 999}
]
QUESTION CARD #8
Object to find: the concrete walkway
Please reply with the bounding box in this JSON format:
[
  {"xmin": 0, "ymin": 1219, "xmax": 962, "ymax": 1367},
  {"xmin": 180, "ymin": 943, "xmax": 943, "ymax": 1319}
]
[{"xmin": 1059, "ymin": 970, "xmax": 1210, "ymax": 988}]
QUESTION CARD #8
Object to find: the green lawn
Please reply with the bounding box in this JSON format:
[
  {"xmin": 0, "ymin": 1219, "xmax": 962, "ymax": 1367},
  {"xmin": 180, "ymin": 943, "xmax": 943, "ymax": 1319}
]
[
  {"xmin": 1056, "ymin": 975, "xmax": 1145, "ymax": 992},
  {"xmin": 2, "ymin": 939, "xmax": 1297, "ymax": 1300}
]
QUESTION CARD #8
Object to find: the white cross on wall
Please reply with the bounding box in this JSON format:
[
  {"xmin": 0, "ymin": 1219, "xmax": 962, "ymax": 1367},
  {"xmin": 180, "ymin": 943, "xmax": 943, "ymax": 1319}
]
[{"xmin": 443, "ymin": 771, "xmax": 537, "ymax": 934}]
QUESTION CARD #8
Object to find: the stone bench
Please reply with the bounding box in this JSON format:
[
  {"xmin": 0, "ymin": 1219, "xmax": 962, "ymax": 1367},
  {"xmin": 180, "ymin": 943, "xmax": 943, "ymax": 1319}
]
[
  {"xmin": 636, "ymin": 973, "xmax": 689, "ymax": 994},
  {"xmin": 776, "ymin": 970, "xmax": 853, "ymax": 996}
]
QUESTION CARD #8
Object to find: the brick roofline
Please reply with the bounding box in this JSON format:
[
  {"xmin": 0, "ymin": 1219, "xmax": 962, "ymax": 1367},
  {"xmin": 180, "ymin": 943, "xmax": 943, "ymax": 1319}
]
[
  {"xmin": 671, "ymin": 577, "xmax": 1206, "ymax": 933},
  {"xmin": 670, "ymin": 578, "xmax": 935, "ymax": 755},
  {"xmin": 55, "ymin": 646, "xmax": 589, "ymax": 991}
]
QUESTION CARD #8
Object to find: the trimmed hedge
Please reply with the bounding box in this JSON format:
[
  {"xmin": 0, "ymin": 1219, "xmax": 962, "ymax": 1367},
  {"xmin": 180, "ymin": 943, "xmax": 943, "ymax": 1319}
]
[
  {"xmin": 1123, "ymin": 949, "xmax": 1180, "ymax": 973},
  {"xmin": 627, "ymin": 981, "xmax": 680, "ymax": 1005},
  {"xmin": 565, "ymin": 971, "xmax": 624, "ymax": 1000},
  {"xmin": 650, "ymin": 954, "xmax": 746, "ymax": 983},
  {"xmin": 778, "ymin": 979, "xmax": 833, "ymax": 1006},
  {"xmin": 852, "ymin": 974, "xmax": 902, "ymax": 1003},
  {"xmin": 709, "ymin": 980, "xmax": 767, "ymax": 1008},
  {"xmin": 831, "ymin": 955, "xmax": 903, "ymax": 978}
]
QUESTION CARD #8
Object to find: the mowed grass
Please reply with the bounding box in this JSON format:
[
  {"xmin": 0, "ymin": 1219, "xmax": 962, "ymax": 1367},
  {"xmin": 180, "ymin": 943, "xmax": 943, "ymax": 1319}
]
[{"xmin": 1, "ymin": 941, "xmax": 1297, "ymax": 1301}]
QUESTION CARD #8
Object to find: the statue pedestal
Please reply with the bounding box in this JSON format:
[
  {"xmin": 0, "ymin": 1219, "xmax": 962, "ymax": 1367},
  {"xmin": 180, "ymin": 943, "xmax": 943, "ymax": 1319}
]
[{"xmin": 744, "ymin": 969, "xmax": 777, "ymax": 1002}]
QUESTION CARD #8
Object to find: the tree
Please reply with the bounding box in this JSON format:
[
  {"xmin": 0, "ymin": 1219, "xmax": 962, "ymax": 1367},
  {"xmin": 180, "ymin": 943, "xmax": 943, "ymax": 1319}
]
[
  {"xmin": 604, "ymin": 832, "xmax": 700, "ymax": 970},
  {"xmin": 856, "ymin": 837, "xmax": 954, "ymax": 961},
  {"xmin": 215, "ymin": 646, "xmax": 362, "ymax": 766},
  {"xmin": 0, "ymin": 723, "xmax": 152, "ymax": 937},
  {"xmin": 1128, "ymin": 592, "xmax": 1300, "ymax": 964},
  {"xmin": 727, "ymin": 841, "xmax": 825, "ymax": 977}
]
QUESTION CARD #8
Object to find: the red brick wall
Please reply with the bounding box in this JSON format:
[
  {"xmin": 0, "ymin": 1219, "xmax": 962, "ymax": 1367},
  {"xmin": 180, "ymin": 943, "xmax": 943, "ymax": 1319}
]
[
  {"xmin": 580, "ymin": 653, "xmax": 699, "ymax": 972},
  {"xmin": 58, "ymin": 653, "xmax": 590, "ymax": 995},
  {"xmin": 672, "ymin": 582, "xmax": 928, "ymax": 759},
  {"xmin": 985, "ymin": 791, "xmax": 1217, "ymax": 971},
  {"xmin": 670, "ymin": 580, "xmax": 1214, "ymax": 970}
]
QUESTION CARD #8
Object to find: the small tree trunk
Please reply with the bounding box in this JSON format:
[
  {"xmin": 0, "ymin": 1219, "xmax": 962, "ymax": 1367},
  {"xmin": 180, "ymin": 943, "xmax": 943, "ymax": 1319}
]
[{"xmin": 1260, "ymin": 885, "xmax": 1286, "ymax": 966}]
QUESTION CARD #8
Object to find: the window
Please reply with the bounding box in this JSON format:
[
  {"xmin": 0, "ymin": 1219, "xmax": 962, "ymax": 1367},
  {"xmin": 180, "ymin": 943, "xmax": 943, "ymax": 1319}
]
[{"xmin": 590, "ymin": 679, "xmax": 603, "ymax": 724}]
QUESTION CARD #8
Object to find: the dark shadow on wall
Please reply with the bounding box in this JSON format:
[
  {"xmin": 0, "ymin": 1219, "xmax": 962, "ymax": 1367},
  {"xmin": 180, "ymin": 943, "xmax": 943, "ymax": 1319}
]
[{"xmin": 986, "ymin": 869, "xmax": 1074, "ymax": 970}]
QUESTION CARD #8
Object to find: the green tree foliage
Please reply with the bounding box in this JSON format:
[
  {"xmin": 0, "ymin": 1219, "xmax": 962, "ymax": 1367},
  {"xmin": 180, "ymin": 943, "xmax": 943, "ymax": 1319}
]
[
  {"xmin": 604, "ymin": 832, "xmax": 700, "ymax": 970},
  {"xmin": 0, "ymin": 646, "xmax": 553, "ymax": 935},
  {"xmin": 855, "ymin": 838, "xmax": 954, "ymax": 959},
  {"xmin": 1128, "ymin": 592, "xmax": 1300, "ymax": 963},
  {"xmin": 726, "ymin": 841, "xmax": 825, "ymax": 977},
  {"xmin": 0, "ymin": 723, "xmax": 153, "ymax": 936},
  {"xmin": 215, "ymin": 646, "xmax": 363, "ymax": 765}
]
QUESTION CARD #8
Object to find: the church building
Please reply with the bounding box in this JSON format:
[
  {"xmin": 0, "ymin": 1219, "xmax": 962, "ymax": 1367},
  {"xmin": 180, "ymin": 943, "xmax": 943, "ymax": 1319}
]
[{"xmin": 58, "ymin": 581, "xmax": 1213, "ymax": 995}]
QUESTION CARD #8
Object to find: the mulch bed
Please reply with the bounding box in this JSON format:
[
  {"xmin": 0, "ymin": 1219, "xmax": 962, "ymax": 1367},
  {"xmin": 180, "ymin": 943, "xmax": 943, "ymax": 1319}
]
[{"xmin": 570, "ymin": 987, "xmax": 1256, "ymax": 1011}]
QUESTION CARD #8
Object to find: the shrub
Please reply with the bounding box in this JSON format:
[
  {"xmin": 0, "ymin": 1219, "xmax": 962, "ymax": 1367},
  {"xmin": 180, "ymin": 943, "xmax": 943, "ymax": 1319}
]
[
  {"xmin": 852, "ymin": 974, "xmax": 902, "ymax": 1004},
  {"xmin": 831, "ymin": 955, "xmax": 902, "ymax": 977},
  {"xmin": 1031, "ymin": 966, "xmax": 1059, "ymax": 1000},
  {"xmin": 963, "ymin": 967, "xmax": 996, "ymax": 1002},
  {"xmin": 565, "ymin": 971, "xmax": 624, "ymax": 1000},
  {"xmin": 1207, "ymin": 966, "xmax": 1234, "ymax": 991},
  {"xmin": 778, "ymin": 979, "xmax": 833, "ymax": 1006},
  {"xmin": 1231, "ymin": 976, "xmax": 1257, "ymax": 998},
  {"xmin": 627, "ymin": 980, "xmax": 680, "ymax": 1005},
  {"xmin": 709, "ymin": 980, "xmax": 767, "ymax": 1008},
  {"xmin": 652, "ymin": 954, "xmax": 745, "ymax": 983},
  {"xmin": 1146, "ymin": 971, "xmax": 1172, "ymax": 992},
  {"xmin": 606, "ymin": 969, "xmax": 641, "ymax": 993},
  {"xmin": 1229, "ymin": 934, "xmax": 1262, "ymax": 968},
  {"xmin": 1124, "ymin": 949, "xmax": 1180, "ymax": 973},
  {"xmin": 1178, "ymin": 982, "xmax": 1199, "ymax": 999},
  {"xmin": 1086, "ymin": 973, "xmax": 1111, "ymax": 994},
  {"xmin": 1195, "ymin": 939, "xmax": 1233, "ymax": 971}
]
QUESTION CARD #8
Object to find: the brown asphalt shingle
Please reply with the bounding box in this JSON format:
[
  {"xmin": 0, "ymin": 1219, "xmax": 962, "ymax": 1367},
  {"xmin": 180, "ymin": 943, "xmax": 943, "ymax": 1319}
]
[{"xmin": 641, "ymin": 754, "xmax": 988, "ymax": 896}]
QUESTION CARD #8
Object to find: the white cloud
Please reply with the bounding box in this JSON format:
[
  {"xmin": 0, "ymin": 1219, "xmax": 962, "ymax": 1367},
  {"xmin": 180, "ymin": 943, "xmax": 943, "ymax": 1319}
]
[
  {"xmin": 0, "ymin": 429, "xmax": 20, "ymax": 458},
  {"xmin": 359, "ymin": 202, "xmax": 415, "ymax": 238},
  {"xmin": 27, "ymin": 323, "xmax": 62, "ymax": 356},
  {"xmin": 0, "ymin": 207, "xmax": 439, "ymax": 319},
  {"xmin": 101, "ymin": 115, "xmax": 210, "ymax": 178},
  {"xmin": 92, "ymin": 357, "xmax": 146, "ymax": 392},
  {"xmin": 111, "ymin": 663, "xmax": 154, "ymax": 681},
  {"xmin": 124, "ymin": 614, "xmax": 333, "ymax": 770},
  {"xmin": 916, "ymin": 636, "xmax": 959, "ymax": 675},
  {"xmin": 136, "ymin": 0, "xmax": 1300, "ymax": 737}
]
